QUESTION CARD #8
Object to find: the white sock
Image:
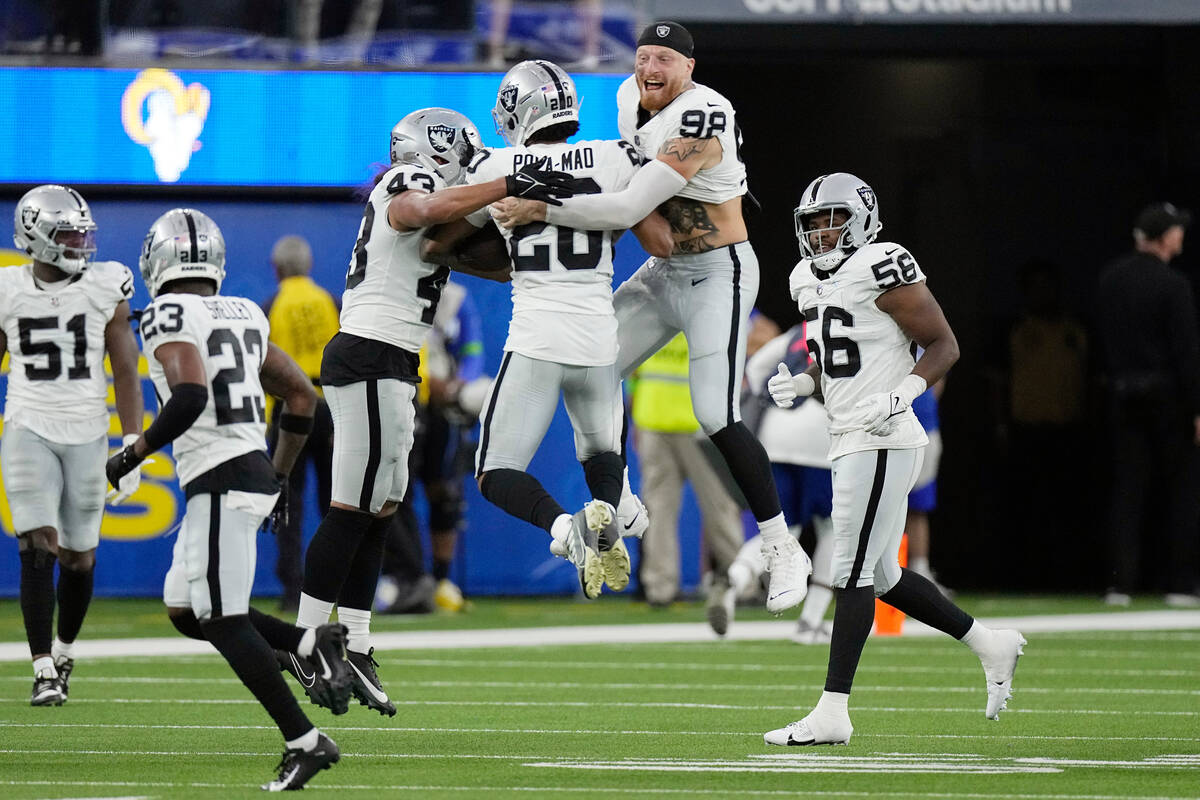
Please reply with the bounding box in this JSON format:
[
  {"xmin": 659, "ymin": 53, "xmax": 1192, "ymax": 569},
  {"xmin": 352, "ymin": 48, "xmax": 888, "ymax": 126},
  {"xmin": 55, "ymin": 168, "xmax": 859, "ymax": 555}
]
[
  {"xmin": 550, "ymin": 513, "xmax": 572, "ymax": 543},
  {"xmin": 296, "ymin": 593, "xmax": 334, "ymax": 630},
  {"xmin": 960, "ymin": 620, "xmax": 994, "ymax": 658},
  {"xmin": 32, "ymin": 656, "xmax": 56, "ymax": 679},
  {"xmin": 285, "ymin": 727, "xmax": 320, "ymax": 752},
  {"xmin": 728, "ymin": 561, "xmax": 754, "ymax": 595},
  {"xmin": 338, "ymin": 606, "xmax": 372, "ymax": 654},
  {"xmin": 757, "ymin": 513, "xmax": 790, "ymax": 543},
  {"xmin": 815, "ymin": 690, "xmax": 850, "ymax": 716},
  {"xmin": 51, "ymin": 638, "xmax": 75, "ymax": 664},
  {"xmin": 799, "ymin": 584, "xmax": 834, "ymax": 629},
  {"xmin": 296, "ymin": 628, "xmax": 316, "ymax": 659}
]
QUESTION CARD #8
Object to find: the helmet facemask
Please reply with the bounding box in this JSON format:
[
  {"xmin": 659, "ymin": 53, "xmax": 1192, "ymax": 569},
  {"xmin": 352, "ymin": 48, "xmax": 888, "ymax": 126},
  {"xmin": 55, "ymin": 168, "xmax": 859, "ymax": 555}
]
[{"xmin": 795, "ymin": 205, "xmax": 854, "ymax": 272}]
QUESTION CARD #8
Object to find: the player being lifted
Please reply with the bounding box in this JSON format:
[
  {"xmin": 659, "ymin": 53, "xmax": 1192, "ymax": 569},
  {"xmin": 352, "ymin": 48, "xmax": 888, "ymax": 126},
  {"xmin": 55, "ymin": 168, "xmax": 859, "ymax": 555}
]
[
  {"xmin": 105, "ymin": 208, "xmax": 355, "ymax": 790},
  {"xmin": 289, "ymin": 108, "xmax": 576, "ymax": 716},
  {"xmin": 491, "ymin": 22, "xmax": 812, "ymax": 613},
  {"xmin": 762, "ymin": 173, "xmax": 1025, "ymax": 745},
  {"xmin": 1, "ymin": 185, "xmax": 144, "ymax": 706},
  {"xmin": 424, "ymin": 61, "xmax": 672, "ymax": 598}
]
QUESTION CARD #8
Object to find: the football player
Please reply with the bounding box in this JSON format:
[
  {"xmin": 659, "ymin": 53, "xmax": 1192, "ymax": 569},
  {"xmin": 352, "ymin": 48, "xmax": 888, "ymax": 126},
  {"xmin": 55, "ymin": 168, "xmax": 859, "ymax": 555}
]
[
  {"xmin": 289, "ymin": 107, "xmax": 576, "ymax": 716},
  {"xmin": 490, "ymin": 21, "xmax": 812, "ymax": 614},
  {"xmin": 105, "ymin": 208, "xmax": 351, "ymax": 791},
  {"xmin": 1, "ymin": 185, "xmax": 144, "ymax": 706},
  {"xmin": 424, "ymin": 61, "xmax": 672, "ymax": 598},
  {"xmin": 761, "ymin": 173, "xmax": 1026, "ymax": 746}
]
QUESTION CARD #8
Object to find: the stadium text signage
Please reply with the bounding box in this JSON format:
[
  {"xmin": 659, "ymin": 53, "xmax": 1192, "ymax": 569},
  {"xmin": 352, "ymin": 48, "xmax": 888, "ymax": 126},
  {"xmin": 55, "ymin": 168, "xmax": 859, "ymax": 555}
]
[{"xmin": 651, "ymin": 0, "xmax": 1200, "ymax": 22}]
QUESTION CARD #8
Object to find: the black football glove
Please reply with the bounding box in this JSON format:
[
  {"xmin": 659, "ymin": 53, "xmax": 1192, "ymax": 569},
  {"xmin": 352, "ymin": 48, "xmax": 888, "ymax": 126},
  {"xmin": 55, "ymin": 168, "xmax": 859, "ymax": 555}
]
[
  {"xmin": 262, "ymin": 473, "xmax": 290, "ymax": 535},
  {"xmin": 505, "ymin": 161, "xmax": 577, "ymax": 205},
  {"xmin": 105, "ymin": 445, "xmax": 144, "ymax": 490}
]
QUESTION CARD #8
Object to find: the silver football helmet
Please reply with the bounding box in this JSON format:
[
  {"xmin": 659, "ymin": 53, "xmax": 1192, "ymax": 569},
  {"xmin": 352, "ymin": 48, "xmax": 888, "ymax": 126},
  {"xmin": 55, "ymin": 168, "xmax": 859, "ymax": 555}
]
[
  {"xmin": 794, "ymin": 173, "xmax": 883, "ymax": 271},
  {"xmin": 390, "ymin": 108, "xmax": 482, "ymax": 186},
  {"xmin": 492, "ymin": 60, "xmax": 579, "ymax": 146},
  {"xmin": 13, "ymin": 184, "xmax": 98, "ymax": 275},
  {"xmin": 139, "ymin": 208, "xmax": 226, "ymax": 298}
]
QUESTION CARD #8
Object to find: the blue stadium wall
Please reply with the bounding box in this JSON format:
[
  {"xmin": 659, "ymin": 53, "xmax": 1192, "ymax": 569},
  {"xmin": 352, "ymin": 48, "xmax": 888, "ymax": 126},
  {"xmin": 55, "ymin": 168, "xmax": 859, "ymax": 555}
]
[{"xmin": 0, "ymin": 66, "xmax": 711, "ymax": 598}]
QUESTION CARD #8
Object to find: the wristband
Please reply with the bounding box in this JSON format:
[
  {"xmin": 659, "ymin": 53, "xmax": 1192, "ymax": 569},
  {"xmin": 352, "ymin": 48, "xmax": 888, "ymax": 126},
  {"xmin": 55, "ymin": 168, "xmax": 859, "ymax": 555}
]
[{"xmin": 279, "ymin": 412, "xmax": 315, "ymax": 435}]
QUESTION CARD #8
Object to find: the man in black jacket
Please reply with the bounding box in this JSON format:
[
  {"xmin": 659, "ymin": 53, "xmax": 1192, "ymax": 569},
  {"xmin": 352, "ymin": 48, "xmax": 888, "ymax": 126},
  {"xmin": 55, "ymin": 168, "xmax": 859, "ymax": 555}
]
[{"xmin": 1096, "ymin": 202, "xmax": 1200, "ymax": 607}]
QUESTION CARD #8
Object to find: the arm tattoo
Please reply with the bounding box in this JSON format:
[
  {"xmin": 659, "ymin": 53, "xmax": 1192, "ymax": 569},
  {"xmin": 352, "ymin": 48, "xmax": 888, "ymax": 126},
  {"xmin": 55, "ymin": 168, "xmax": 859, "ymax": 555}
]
[{"xmin": 660, "ymin": 137, "xmax": 710, "ymax": 163}]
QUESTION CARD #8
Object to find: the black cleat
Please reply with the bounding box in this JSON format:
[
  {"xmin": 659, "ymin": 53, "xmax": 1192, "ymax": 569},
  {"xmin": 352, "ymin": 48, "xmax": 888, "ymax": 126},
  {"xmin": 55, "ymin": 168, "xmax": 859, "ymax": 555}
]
[
  {"xmin": 261, "ymin": 732, "xmax": 339, "ymax": 791},
  {"xmin": 276, "ymin": 624, "xmax": 353, "ymax": 715},
  {"xmin": 346, "ymin": 648, "xmax": 397, "ymax": 717},
  {"xmin": 31, "ymin": 670, "xmax": 65, "ymax": 707},
  {"xmin": 54, "ymin": 657, "xmax": 75, "ymax": 701}
]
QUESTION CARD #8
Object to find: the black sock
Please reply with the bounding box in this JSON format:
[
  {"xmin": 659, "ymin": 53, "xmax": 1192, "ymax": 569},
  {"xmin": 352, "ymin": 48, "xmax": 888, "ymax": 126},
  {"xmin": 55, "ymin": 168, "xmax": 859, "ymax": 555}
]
[
  {"xmin": 880, "ymin": 568, "xmax": 974, "ymax": 639},
  {"xmin": 20, "ymin": 548, "xmax": 56, "ymax": 657},
  {"xmin": 302, "ymin": 506, "xmax": 373, "ymax": 603},
  {"xmin": 55, "ymin": 563, "xmax": 94, "ymax": 645},
  {"xmin": 480, "ymin": 468, "xmax": 566, "ymax": 533},
  {"xmin": 432, "ymin": 558, "xmax": 450, "ymax": 582},
  {"xmin": 201, "ymin": 614, "xmax": 312, "ymax": 741},
  {"xmin": 337, "ymin": 514, "xmax": 390, "ymax": 611},
  {"xmin": 824, "ymin": 586, "xmax": 876, "ymax": 694},
  {"xmin": 169, "ymin": 610, "xmax": 206, "ymax": 640},
  {"xmin": 582, "ymin": 451, "xmax": 623, "ymax": 510},
  {"xmin": 709, "ymin": 422, "xmax": 782, "ymax": 521},
  {"xmin": 248, "ymin": 607, "xmax": 305, "ymax": 653}
]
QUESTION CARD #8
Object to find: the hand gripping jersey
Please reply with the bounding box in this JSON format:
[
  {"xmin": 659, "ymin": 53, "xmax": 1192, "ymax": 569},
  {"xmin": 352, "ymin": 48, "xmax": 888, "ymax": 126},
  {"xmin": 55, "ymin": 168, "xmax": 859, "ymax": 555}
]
[
  {"xmin": 789, "ymin": 242, "xmax": 930, "ymax": 460},
  {"xmin": 339, "ymin": 164, "xmax": 452, "ymax": 354},
  {"xmin": 466, "ymin": 139, "xmax": 642, "ymax": 365},
  {"xmin": 140, "ymin": 292, "xmax": 271, "ymax": 486},
  {"xmin": 616, "ymin": 76, "xmax": 747, "ymax": 206},
  {"xmin": 0, "ymin": 260, "xmax": 134, "ymax": 444}
]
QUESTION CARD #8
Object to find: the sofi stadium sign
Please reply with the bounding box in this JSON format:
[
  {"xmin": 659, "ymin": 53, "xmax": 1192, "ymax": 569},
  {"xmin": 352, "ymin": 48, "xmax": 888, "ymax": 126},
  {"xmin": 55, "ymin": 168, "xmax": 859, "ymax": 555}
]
[{"xmin": 647, "ymin": 0, "xmax": 1200, "ymax": 22}]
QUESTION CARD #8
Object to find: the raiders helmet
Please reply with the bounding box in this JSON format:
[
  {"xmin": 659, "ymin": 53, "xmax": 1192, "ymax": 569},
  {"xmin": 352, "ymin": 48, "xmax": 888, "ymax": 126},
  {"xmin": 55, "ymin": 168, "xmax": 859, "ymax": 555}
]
[
  {"xmin": 794, "ymin": 173, "xmax": 883, "ymax": 271},
  {"xmin": 139, "ymin": 208, "xmax": 226, "ymax": 298},
  {"xmin": 13, "ymin": 184, "xmax": 98, "ymax": 275},
  {"xmin": 390, "ymin": 108, "xmax": 482, "ymax": 186},
  {"xmin": 492, "ymin": 60, "xmax": 579, "ymax": 146}
]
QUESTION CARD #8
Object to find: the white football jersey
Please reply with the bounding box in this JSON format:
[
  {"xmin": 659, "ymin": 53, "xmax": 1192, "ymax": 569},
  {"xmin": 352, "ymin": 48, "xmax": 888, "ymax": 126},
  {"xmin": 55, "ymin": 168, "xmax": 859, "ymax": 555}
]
[
  {"xmin": 140, "ymin": 292, "xmax": 270, "ymax": 487},
  {"xmin": 789, "ymin": 242, "xmax": 930, "ymax": 460},
  {"xmin": 616, "ymin": 76, "xmax": 747, "ymax": 206},
  {"xmin": 466, "ymin": 139, "xmax": 642, "ymax": 365},
  {"xmin": 0, "ymin": 260, "xmax": 134, "ymax": 444},
  {"xmin": 339, "ymin": 164, "xmax": 450, "ymax": 354}
]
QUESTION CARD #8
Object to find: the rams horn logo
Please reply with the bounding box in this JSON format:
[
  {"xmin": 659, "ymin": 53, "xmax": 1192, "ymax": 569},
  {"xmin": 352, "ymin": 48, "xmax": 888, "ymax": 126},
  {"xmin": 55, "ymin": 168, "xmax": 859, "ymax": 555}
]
[
  {"xmin": 500, "ymin": 84, "xmax": 519, "ymax": 114},
  {"xmin": 427, "ymin": 124, "xmax": 456, "ymax": 153},
  {"xmin": 656, "ymin": 24, "xmax": 671, "ymax": 37},
  {"xmin": 856, "ymin": 186, "xmax": 877, "ymax": 211},
  {"xmin": 20, "ymin": 207, "xmax": 39, "ymax": 229}
]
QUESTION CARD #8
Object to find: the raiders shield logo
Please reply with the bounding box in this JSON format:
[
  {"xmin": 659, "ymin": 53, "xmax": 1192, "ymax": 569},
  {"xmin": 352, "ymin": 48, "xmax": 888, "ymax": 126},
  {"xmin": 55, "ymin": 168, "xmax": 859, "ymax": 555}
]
[
  {"xmin": 20, "ymin": 207, "xmax": 39, "ymax": 229},
  {"xmin": 856, "ymin": 186, "xmax": 877, "ymax": 211},
  {"xmin": 500, "ymin": 84, "xmax": 518, "ymax": 114},
  {"xmin": 427, "ymin": 124, "xmax": 457, "ymax": 153},
  {"xmin": 657, "ymin": 24, "xmax": 671, "ymax": 37}
]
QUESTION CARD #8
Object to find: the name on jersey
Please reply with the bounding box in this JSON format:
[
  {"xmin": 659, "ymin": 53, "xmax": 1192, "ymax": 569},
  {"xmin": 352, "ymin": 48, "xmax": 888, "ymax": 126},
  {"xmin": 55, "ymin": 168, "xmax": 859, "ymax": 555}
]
[
  {"xmin": 203, "ymin": 298, "xmax": 253, "ymax": 321},
  {"xmin": 513, "ymin": 147, "xmax": 594, "ymax": 172}
]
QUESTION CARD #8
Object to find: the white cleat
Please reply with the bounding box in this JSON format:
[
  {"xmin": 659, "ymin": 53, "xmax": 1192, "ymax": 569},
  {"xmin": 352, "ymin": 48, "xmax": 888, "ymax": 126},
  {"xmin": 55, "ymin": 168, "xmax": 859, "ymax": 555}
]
[
  {"xmin": 981, "ymin": 629, "xmax": 1027, "ymax": 720},
  {"xmin": 617, "ymin": 492, "xmax": 649, "ymax": 539},
  {"xmin": 764, "ymin": 711, "xmax": 853, "ymax": 746},
  {"xmin": 762, "ymin": 535, "xmax": 812, "ymax": 613}
]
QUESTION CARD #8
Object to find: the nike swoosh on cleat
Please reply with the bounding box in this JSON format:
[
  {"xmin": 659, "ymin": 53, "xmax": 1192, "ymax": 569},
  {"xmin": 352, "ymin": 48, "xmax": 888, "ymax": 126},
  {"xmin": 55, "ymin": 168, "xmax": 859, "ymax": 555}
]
[
  {"xmin": 349, "ymin": 660, "xmax": 390, "ymax": 704},
  {"xmin": 314, "ymin": 650, "xmax": 334, "ymax": 680},
  {"xmin": 768, "ymin": 590, "xmax": 795, "ymax": 602},
  {"xmin": 290, "ymin": 654, "xmax": 318, "ymax": 688}
]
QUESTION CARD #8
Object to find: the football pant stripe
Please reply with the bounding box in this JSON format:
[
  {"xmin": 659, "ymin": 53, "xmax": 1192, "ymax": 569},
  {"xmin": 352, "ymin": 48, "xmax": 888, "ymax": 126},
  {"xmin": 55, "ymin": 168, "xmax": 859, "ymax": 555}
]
[
  {"xmin": 724, "ymin": 243, "xmax": 743, "ymax": 428},
  {"xmin": 847, "ymin": 449, "xmax": 888, "ymax": 587},
  {"xmin": 475, "ymin": 351, "xmax": 513, "ymax": 478},
  {"xmin": 358, "ymin": 379, "xmax": 382, "ymax": 510},
  {"xmin": 205, "ymin": 493, "xmax": 223, "ymax": 618}
]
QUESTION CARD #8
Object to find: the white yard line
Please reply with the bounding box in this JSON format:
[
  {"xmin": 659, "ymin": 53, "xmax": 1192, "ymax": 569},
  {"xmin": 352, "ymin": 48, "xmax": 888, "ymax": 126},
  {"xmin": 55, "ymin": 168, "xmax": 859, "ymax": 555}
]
[{"xmin": 2, "ymin": 610, "xmax": 1198, "ymax": 663}]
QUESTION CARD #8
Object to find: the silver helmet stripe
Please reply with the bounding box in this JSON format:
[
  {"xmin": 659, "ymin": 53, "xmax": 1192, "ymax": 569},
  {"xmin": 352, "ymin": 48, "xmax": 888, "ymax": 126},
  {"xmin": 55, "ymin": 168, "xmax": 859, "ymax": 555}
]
[
  {"xmin": 535, "ymin": 60, "xmax": 566, "ymax": 110},
  {"xmin": 183, "ymin": 210, "xmax": 199, "ymax": 264}
]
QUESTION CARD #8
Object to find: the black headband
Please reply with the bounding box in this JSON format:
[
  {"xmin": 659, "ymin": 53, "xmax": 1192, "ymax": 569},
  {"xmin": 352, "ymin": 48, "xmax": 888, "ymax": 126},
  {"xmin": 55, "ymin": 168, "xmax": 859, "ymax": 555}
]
[{"xmin": 636, "ymin": 21, "xmax": 694, "ymax": 58}]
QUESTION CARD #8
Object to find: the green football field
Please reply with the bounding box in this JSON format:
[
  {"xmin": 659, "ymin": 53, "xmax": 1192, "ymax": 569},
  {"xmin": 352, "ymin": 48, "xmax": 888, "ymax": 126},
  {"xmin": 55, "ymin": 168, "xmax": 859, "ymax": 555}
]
[{"xmin": 1, "ymin": 596, "xmax": 1198, "ymax": 799}]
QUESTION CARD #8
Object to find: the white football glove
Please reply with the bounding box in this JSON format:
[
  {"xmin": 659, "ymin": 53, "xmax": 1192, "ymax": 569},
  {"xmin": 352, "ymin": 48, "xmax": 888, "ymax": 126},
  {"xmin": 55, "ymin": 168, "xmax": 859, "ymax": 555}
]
[
  {"xmin": 852, "ymin": 374, "xmax": 928, "ymax": 435},
  {"xmin": 767, "ymin": 363, "xmax": 816, "ymax": 409},
  {"xmin": 106, "ymin": 434, "xmax": 150, "ymax": 506}
]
